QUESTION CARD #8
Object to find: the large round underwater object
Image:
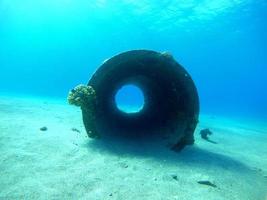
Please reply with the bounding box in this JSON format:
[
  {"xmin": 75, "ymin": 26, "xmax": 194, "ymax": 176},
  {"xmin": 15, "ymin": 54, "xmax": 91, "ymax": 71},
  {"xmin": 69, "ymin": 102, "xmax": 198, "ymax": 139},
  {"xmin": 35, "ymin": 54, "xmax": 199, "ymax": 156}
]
[{"xmin": 84, "ymin": 50, "xmax": 199, "ymax": 151}]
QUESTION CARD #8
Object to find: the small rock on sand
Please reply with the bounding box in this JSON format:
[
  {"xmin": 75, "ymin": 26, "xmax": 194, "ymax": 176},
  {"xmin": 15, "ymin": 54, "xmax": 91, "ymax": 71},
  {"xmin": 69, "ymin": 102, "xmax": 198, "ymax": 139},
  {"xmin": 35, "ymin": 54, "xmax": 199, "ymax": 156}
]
[
  {"xmin": 171, "ymin": 174, "xmax": 178, "ymax": 181},
  {"xmin": 40, "ymin": 126, "xmax": 47, "ymax": 131}
]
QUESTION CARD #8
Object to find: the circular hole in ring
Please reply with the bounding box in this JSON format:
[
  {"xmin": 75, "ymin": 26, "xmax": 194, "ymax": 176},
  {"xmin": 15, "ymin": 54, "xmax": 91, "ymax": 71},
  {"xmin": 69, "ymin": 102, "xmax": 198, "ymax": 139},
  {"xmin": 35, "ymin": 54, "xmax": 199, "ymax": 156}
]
[{"xmin": 115, "ymin": 84, "xmax": 145, "ymax": 113}]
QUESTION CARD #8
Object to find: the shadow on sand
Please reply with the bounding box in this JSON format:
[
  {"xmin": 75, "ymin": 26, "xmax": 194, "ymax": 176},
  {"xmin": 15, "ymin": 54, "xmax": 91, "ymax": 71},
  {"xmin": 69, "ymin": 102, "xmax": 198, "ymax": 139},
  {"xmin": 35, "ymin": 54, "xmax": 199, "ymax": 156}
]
[{"xmin": 84, "ymin": 136, "xmax": 253, "ymax": 173}]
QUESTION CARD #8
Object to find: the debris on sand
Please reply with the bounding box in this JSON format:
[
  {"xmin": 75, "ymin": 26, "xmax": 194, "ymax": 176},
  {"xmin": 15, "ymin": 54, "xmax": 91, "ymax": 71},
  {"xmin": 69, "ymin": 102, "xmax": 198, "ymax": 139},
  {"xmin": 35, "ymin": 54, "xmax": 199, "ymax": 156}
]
[
  {"xmin": 171, "ymin": 174, "xmax": 178, "ymax": 181},
  {"xmin": 199, "ymin": 129, "xmax": 217, "ymax": 144},
  {"xmin": 119, "ymin": 162, "xmax": 128, "ymax": 168},
  {"xmin": 200, "ymin": 128, "xmax": 212, "ymax": 139},
  {"xmin": 197, "ymin": 180, "xmax": 217, "ymax": 187},
  {"xmin": 71, "ymin": 128, "xmax": 81, "ymax": 133},
  {"xmin": 40, "ymin": 126, "xmax": 47, "ymax": 131}
]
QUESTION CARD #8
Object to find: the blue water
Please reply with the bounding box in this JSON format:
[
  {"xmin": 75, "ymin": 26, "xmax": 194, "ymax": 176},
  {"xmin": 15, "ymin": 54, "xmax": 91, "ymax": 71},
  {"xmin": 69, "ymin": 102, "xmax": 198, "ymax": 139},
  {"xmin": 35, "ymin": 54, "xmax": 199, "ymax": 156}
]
[
  {"xmin": 0, "ymin": 0, "xmax": 266, "ymax": 119},
  {"xmin": 115, "ymin": 84, "xmax": 145, "ymax": 113}
]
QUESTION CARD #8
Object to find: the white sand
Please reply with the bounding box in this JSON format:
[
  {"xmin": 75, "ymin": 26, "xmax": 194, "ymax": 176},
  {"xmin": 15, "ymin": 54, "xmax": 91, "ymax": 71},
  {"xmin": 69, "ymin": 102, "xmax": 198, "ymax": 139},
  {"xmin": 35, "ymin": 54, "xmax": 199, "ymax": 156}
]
[{"xmin": 0, "ymin": 95, "xmax": 266, "ymax": 200}]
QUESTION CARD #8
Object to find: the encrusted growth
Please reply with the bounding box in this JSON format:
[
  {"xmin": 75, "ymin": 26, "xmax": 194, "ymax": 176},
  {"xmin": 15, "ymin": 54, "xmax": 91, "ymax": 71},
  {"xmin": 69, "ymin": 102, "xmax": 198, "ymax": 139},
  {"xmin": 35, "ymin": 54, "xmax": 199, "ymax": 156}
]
[
  {"xmin": 67, "ymin": 84, "xmax": 99, "ymax": 138},
  {"xmin": 68, "ymin": 84, "xmax": 96, "ymax": 107}
]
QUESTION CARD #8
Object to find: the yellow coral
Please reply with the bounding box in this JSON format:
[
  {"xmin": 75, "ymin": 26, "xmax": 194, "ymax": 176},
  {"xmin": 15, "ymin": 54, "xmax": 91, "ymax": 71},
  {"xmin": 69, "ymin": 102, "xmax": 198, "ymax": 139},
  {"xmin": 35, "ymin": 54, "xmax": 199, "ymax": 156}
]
[
  {"xmin": 67, "ymin": 84, "xmax": 96, "ymax": 107},
  {"xmin": 67, "ymin": 84, "xmax": 99, "ymax": 138}
]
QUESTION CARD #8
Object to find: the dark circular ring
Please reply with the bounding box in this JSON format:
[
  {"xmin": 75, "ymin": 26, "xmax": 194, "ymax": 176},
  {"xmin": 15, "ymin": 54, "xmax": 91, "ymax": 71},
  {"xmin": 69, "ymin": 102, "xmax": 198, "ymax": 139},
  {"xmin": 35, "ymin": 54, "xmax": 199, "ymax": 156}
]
[{"xmin": 85, "ymin": 50, "xmax": 199, "ymax": 150}]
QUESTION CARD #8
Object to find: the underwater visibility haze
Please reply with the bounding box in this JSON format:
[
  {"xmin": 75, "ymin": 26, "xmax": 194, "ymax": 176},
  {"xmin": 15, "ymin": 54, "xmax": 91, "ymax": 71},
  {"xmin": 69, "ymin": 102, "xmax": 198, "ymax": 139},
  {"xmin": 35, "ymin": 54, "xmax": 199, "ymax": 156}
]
[{"xmin": 0, "ymin": 0, "xmax": 267, "ymax": 199}]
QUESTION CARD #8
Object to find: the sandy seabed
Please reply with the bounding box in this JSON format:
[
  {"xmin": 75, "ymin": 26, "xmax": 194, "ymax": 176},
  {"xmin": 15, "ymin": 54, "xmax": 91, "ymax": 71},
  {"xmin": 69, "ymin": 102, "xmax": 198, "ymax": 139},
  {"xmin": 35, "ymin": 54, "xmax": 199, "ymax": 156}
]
[{"xmin": 0, "ymin": 95, "xmax": 266, "ymax": 200}]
